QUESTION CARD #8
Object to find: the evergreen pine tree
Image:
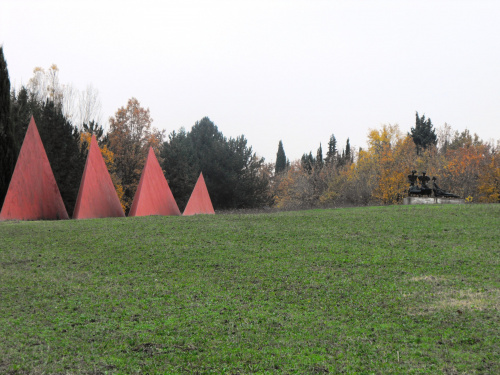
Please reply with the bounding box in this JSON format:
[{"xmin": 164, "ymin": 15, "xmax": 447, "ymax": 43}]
[
  {"xmin": 161, "ymin": 117, "xmax": 269, "ymax": 210},
  {"xmin": 9, "ymin": 89, "xmax": 85, "ymax": 213},
  {"xmin": 0, "ymin": 46, "xmax": 17, "ymax": 207},
  {"xmin": 275, "ymin": 140, "xmax": 287, "ymax": 174},
  {"xmin": 37, "ymin": 100, "xmax": 85, "ymax": 214},
  {"xmin": 325, "ymin": 134, "xmax": 337, "ymax": 164},
  {"xmin": 345, "ymin": 138, "xmax": 351, "ymax": 161},
  {"xmin": 316, "ymin": 143, "xmax": 323, "ymax": 168},
  {"xmin": 410, "ymin": 111, "xmax": 437, "ymax": 154},
  {"xmin": 337, "ymin": 139, "xmax": 353, "ymax": 167},
  {"xmin": 10, "ymin": 87, "xmax": 35, "ymax": 149},
  {"xmin": 301, "ymin": 151, "xmax": 315, "ymax": 173},
  {"xmin": 161, "ymin": 128, "xmax": 200, "ymax": 210}
]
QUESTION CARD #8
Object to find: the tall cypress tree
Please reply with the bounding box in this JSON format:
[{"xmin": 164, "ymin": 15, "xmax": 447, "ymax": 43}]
[
  {"xmin": 337, "ymin": 138, "xmax": 352, "ymax": 167},
  {"xmin": 345, "ymin": 138, "xmax": 351, "ymax": 162},
  {"xmin": 325, "ymin": 134, "xmax": 337, "ymax": 165},
  {"xmin": 275, "ymin": 140, "xmax": 287, "ymax": 174},
  {"xmin": 0, "ymin": 46, "xmax": 17, "ymax": 207},
  {"xmin": 316, "ymin": 143, "xmax": 323, "ymax": 168}
]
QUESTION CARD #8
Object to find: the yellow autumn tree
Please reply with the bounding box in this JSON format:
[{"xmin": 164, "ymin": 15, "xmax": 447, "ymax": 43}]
[
  {"xmin": 274, "ymin": 161, "xmax": 314, "ymax": 208},
  {"xmin": 367, "ymin": 125, "xmax": 401, "ymax": 204},
  {"xmin": 353, "ymin": 124, "xmax": 419, "ymax": 204},
  {"xmin": 274, "ymin": 123, "xmax": 498, "ymax": 208},
  {"xmin": 442, "ymin": 143, "xmax": 489, "ymax": 199},
  {"xmin": 321, "ymin": 149, "xmax": 377, "ymax": 206},
  {"xmin": 376, "ymin": 136, "xmax": 419, "ymax": 204},
  {"xmin": 414, "ymin": 147, "xmax": 445, "ymax": 182},
  {"xmin": 477, "ymin": 152, "xmax": 500, "ymax": 202}
]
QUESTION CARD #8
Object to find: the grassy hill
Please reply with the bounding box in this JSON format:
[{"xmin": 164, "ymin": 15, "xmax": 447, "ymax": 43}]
[{"xmin": 1, "ymin": 204, "xmax": 499, "ymax": 374}]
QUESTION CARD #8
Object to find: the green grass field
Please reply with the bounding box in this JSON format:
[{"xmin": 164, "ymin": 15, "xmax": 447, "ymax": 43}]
[{"xmin": 0, "ymin": 204, "xmax": 499, "ymax": 374}]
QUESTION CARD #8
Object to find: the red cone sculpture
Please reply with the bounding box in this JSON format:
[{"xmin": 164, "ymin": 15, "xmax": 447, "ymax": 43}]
[
  {"xmin": 0, "ymin": 117, "xmax": 69, "ymax": 221},
  {"xmin": 73, "ymin": 135, "xmax": 125, "ymax": 219},
  {"xmin": 129, "ymin": 147, "xmax": 180, "ymax": 217},
  {"xmin": 183, "ymin": 173, "xmax": 215, "ymax": 216}
]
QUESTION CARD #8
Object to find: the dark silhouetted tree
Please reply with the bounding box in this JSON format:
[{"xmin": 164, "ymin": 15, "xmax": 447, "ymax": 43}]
[
  {"xmin": 301, "ymin": 151, "xmax": 315, "ymax": 173},
  {"xmin": 10, "ymin": 87, "xmax": 32, "ymax": 145},
  {"xmin": 316, "ymin": 143, "xmax": 323, "ymax": 168},
  {"xmin": 10, "ymin": 87, "xmax": 85, "ymax": 214},
  {"xmin": 161, "ymin": 117, "xmax": 269, "ymax": 210},
  {"xmin": 37, "ymin": 101, "xmax": 84, "ymax": 214},
  {"xmin": 0, "ymin": 46, "xmax": 17, "ymax": 207},
  {"xmin": 345, "ymin": 138, "xmax": 351, "ymax": 162},
  {"xmin": 336, "ymin": 138, "xmax": 353, "ymax": 167},
  {"xmin": 275, "ymin": 140, "xmax": 287, "ymax": 174},
  {"xmin": 325, "ymin": 134, "xmax": 337, "ymax": 165},
  {"xmin": 161, "ymin": 128, "xmax": 199, "ymax": 210},
  {"xmin": 410, "ymin": 112, "xmax": 437, "ymax": 154}
]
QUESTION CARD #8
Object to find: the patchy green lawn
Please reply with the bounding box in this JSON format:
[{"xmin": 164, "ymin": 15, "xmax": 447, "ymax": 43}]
[{"xmin": 0, "ymin": 204, "xmax": 499, "ymax": 374}]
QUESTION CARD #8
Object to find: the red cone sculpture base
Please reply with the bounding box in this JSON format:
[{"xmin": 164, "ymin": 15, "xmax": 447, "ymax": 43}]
[
  {"xmin": 183, "ymin": 173, "xmax": 215, "ymax": 216},
  {"xmin": 0, "ymin": 117, "xmax": 69, "ymax": 221},
  {"xmin": 129, "ymin": 147, "xmax": 180, "ymax": 217},
  {"xmin": 73, "ymin": 135, "xmax": 125, "ymax": 219}
]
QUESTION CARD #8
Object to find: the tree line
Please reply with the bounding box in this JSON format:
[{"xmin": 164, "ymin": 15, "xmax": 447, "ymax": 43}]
[
  {"xmin": 1, "ymin": 48, "xmax": 499, "ymax": 214},
  {"xmin": 272, "ymin": 114, "xmax": 499, "ymax": 208},
  {"xmin": 0, "ymin": 50, "xmax": 270, "ymax": 213}
]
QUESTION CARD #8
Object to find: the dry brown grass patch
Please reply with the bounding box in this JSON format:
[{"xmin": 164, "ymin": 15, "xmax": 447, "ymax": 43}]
[
  {"xmin": 407, "ymin": 275, "xmax": 499, "ymax": 314},
  {"xmin": 431, "ymin": 288, "xmax": 500, "ymax": 311}
]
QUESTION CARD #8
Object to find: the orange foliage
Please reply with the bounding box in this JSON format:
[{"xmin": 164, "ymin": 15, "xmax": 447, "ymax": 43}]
[
  {"xmin": 442, "ymin": 144, "xmax": 489, "ymax": 199},
  {"xmin": 283, "ymin": 123, "xmax": 498, "ymax": 207},
  {"xmin": 274, "ymin": 161, "xmax": 312, "ymax": 208},
  {"xmin": 351, "ymin": 124, "xmax": 415, "ymax": 204},
  {"xmin": 108, "ymin": 98, "xmax": 165, "ymax": 211},
  {"xmin": 274, "ymin": 123, "xmax": 499, "ymax": 207},
  {"xmin": 375, "ymin": 137, "xmax": 417, "ymax": 204},
  {"xmin": 478, "ymin": 153, "xmax": 500, "ymax": 202}
]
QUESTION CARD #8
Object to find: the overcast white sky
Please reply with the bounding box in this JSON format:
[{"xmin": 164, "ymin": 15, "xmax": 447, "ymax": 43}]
[{"xmin": 1, "ymin": 0, "xmax": 499, "ymax": 162}]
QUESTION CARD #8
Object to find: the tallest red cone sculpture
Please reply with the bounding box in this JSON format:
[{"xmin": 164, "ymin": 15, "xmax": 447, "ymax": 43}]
[
  {"xmin": 0, "ymin": 117, "xmax": 69, "ymax": 221},
  {"xmin": 72, "ymin": 134, "xmax": 125, "ymax": 219}
]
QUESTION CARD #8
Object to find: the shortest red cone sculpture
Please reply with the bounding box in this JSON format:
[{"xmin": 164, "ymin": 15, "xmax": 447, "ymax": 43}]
[
  {"xmin": 0, "ymin": 117, "xmax": 69, "ymax": 221},
  {"xmin": 183, "ymin": 173, "xmax": 215, "ymax": 216},
  {"xmin": 73, "ymin": 134, "xmax": 125, "ymax": 219},
  {"xmin": 129, "ymin": 147, "xmax": 181, "ymax": 217}
]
